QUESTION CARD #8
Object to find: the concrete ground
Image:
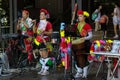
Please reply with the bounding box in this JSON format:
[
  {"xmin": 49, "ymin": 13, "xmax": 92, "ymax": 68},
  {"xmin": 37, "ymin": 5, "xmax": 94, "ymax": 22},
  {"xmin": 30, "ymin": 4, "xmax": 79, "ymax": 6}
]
[
  {"xmin": 0, "ymin": 30, "xmax": 119, "ymax": 80},
  {"xmin": 0, "ymin": 62, "xmax": 108, "ymax": 80}
]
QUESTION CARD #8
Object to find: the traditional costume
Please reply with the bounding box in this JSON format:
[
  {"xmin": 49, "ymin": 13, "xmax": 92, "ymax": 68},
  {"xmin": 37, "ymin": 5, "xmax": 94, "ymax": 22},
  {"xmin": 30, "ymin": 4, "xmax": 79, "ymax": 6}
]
[
  {"xmin": 18, "ymin": 10, "xmax": 33, "ymax": 62},
  {"xmin": 72, "ymin": 10, "xmax": 92, "ymax": 78},
  {"xmin": 33, "ymin": 9, "xmax": 53, "ymax": 75}
]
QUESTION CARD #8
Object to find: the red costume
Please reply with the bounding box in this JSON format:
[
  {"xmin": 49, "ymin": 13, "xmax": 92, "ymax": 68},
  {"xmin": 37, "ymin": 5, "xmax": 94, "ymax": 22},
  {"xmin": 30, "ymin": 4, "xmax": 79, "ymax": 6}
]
[
  {"xmin": 35, "ymin": 21, "xmax": 52, "ymax": 41},
  {"xmin": 73, "ymin": 22, "xmax": 92, "ymax": 68}
]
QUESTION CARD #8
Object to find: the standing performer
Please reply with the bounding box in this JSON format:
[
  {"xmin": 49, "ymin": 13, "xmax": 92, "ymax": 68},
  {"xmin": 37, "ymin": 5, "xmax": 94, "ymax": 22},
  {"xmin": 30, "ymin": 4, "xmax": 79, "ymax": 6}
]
[
  {"xmin": 33, "ymin": 9, "xmax": 53, "ymax": 75},
  {"xmin": 73, "ymin": 10, "xmax": 92, "ymax": 78},
  {"xmin": 16, "ymin": 10, "xmax": 34, "ymax": 62}
]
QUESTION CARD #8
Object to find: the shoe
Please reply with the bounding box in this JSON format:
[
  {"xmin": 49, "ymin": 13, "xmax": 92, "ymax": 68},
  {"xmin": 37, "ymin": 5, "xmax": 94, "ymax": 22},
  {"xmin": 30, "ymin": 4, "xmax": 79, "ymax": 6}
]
[
  {"xmin": 75, "ymin": 65, "xmax": 83, "ymax": 78},
  {"xmin": 113, "ymin": 35, "xmax": 118, "ymax": 38},
  {"xmin": 38, "ymin": 68, "xmax": 44, "ymax": 74},
  {"xmin": 74, "ymin": 72, "xmax": 82, "ymax": 78},
  {"xmin": 82, "ymin": 66, "xmax": 88, "ymax": 78},
  {"xmin": 82, "ymin": 76, "xmax": 87, "ymax": 80},
  {"xmin": 41, "ymin": 70, "xmax": 49, "ymax": 75}
]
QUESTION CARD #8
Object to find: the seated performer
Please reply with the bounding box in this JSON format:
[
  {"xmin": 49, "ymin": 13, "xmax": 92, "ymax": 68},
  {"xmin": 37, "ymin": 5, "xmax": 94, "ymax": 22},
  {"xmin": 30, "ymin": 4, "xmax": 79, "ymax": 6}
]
[
  {"xmin": 73, "ymin": 10, "xmax": 93, "ymax": 78},
  {"xmin": 16, "ymin": 10, "xmax": 34, "ymax": 62},
  {"xmin": 32, "ymin": 9, "xmax": 53, "ymax": 75},
  {"xmin": 37, "ymin": 42, "xmax": 53, "ymax": 75}
]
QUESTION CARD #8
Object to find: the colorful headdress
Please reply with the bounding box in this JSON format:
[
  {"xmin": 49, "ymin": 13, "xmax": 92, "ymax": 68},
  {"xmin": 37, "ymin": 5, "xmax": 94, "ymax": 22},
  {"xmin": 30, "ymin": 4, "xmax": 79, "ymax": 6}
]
[
  {"xmin": 77, "ymin": 10, "xmax": 89, "ymax": 17},
  {"xmin": 40, "ymin": 8, "xmax": 50, "ymax": 18}
]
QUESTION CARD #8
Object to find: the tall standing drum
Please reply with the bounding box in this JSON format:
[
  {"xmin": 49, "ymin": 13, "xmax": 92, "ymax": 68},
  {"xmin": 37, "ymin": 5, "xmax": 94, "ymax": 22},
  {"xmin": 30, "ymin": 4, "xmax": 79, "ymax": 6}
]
[
  {"xmin": 72, "ymin": 38, "xmax": 85, "ymax": 51},
  {"xmin": 72, "ymin": 38, "xmax": 86, "ymax": 68}
]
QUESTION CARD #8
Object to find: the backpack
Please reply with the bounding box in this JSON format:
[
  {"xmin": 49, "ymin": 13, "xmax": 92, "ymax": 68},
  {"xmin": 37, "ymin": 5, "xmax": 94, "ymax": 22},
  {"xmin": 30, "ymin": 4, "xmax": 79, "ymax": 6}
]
[
  {"xmin": 99, "ymin": 15, "xmax": 107, "ymax": 24},
  {"xmin": 92, "ymin": 13, "xmax": 98, "ymax": 21}
]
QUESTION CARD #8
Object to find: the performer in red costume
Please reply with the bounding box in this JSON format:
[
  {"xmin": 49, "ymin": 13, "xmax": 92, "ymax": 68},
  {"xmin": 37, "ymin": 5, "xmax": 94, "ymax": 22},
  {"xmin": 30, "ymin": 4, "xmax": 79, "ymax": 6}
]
[
  {"xmin": 73, "ymin": 10, "xmax": 93, "ymax": 79},
  {"xmin": 33, "ymin": 9, "xmax": 53, "ymax": 75},
  {"xmin": 16, "ymin": 10, "xmax": 34, "ymax": 62}
]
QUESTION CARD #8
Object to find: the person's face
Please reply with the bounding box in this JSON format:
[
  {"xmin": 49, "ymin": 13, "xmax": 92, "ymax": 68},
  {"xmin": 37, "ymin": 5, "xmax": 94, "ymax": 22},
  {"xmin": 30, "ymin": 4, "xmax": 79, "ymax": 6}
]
[
  {"xmin": 39, "ymin": 49, "xmax": 47, "ymax": 54},
  {"xmin": 22, "ymin": 12, "xmax": 28, "ymax": 19},
  {"xmin": 99, "ymin": 6, "xmax": 102, "ymax": 10},
  {"xmin": 78, "ymin": 14, "xmax": 85, "ymax": 22},
  {"xmin": 115, "ymin": 5, "xmax": 117, "ymax": 8},
  {"xmin": 40, "ymin": 12, "xmax": 46, "ymax": 20}
]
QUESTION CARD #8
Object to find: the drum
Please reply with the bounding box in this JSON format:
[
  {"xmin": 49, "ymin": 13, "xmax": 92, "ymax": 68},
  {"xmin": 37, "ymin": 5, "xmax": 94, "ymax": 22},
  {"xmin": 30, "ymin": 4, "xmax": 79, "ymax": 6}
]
[
  {"xmin": 72, "ymin": 38, "xmax": 88, "ymax": 68},
  {"xmin": 72, "ymin": 38, "xmax": 85, "ymax": 51},
  {"xmin": 51, "ymin": 31, "xmax": 60, "ymax": 44}
]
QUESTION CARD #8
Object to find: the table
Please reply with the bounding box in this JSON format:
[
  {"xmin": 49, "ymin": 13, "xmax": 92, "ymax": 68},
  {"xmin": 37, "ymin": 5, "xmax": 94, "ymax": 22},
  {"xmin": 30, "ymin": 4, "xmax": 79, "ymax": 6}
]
[{"xmin": 93, "ymin": 52, "xmax": 120, "ymax": 80}]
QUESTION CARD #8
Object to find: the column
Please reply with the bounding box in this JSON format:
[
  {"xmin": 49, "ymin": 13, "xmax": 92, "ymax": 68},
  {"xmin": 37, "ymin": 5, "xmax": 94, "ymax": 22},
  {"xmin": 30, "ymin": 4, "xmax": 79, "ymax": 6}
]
[
  {"xmin": 13, "ymin": 0, "xmax": 17, "ymax": 33},
  {"xmin": 71, "ymin": 0, "xmax": 75, "ymax": 13},
  {"xmin": 71, "ymin": 0, "xmax": 82, "ymax": 15},
  {"xmin": 77, "ymin": 0, "xmax": 82, "ymax": 10},
  {"xmin": 10, "ymin": 0, "xmax": 13, "ymax": 33}
]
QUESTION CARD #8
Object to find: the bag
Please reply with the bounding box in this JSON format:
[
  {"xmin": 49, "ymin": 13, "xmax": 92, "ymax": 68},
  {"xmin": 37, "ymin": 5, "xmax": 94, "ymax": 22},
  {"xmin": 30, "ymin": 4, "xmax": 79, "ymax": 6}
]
[
  {"xmin": 99, "ymin": 15, "xmax": 107, "ymax": 24},
  {"xmin": 92, "ymin": 13, "xmax": 98, "ymax": 21}
]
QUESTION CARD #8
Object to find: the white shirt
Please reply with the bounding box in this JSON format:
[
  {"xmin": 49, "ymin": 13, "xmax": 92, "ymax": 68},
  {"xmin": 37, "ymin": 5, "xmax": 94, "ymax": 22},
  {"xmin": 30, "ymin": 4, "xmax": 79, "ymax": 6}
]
[
  {"xmin": 94, "ymin": 9, "xmax": 101, "ymax": 22},
  {"xmin": 37, "ymin": 20, "xmax": 47, "ymax": 31},
  {"xmin": 20, "ymin": 17, "xmax": 33, "ymax": 35},
  {"xmin": 114, "ymin": 7, "xmax": 120, "ymax": 17}
]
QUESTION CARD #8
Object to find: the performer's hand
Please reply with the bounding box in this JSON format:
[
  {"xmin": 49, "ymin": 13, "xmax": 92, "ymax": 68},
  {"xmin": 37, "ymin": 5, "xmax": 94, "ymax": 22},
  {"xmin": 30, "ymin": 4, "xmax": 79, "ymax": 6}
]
[
  {"xmin": 42, "ymin": 37, "xmax": 46, "ymax": 45},
  {"xmin": 80, "ymin": 37, "xmax": 85, "ymax": 42},
  {"xmin": 40, "ymin": 29, "xmax": 45, "ymax": 34},
  {"xmin": 18, "ymin": 18, "xmax": 21, "ymax": 24},
  {"xmin": 32, "ymin": 20, "xmax": 36, "ymax": 24},
  {"xmin": 21, "ymin": 18, "xmax": 25, "ymax": 23}
]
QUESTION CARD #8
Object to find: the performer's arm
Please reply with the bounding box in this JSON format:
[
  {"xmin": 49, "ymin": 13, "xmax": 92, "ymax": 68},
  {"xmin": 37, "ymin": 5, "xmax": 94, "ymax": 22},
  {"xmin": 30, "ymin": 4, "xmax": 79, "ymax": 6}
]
[
  {"xmin": 23, "ymin": 22, "xmax": 29, "ymax": 29},
  {"xmin": 21, "ymin": 18, "xmax": 29, "ymax": 29},
  {"xmin": 16, "ymin": 18, "xmax": 21, "ymax": 30},
  {"xmin": 84, "ymin": 31, "xmax": 92, "ymax": 40},
  {"xmin": 94, "ymin": 9, "xmax": 99, "ymax": 13},
  {"xmin": 43, "ymin": 29, "xmax": 53, "ymax": 36},
  {"xmin": 32, "ymin": 20, "xmax": 37, "ymax": 33},
  {"xmin": 43, "ymin": 22, "xmax": 53, "ymax": 36},
  {"xmin": 16, "ymin": 23, "xmax": 20, "ymax": 30},
  {"xmin": 27, "ymin": 19, "xmax": 33, "ymax": 29}
]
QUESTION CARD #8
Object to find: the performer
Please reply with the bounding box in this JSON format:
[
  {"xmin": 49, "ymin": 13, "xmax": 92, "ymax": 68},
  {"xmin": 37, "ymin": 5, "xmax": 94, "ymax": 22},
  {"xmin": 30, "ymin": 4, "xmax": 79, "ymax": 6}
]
[
  {"xmin": 73, "ymin": 10, "xmax": 92, "ymax": 78},
  {"xmin": 16, "ymin": 10, "xmax": 34, "ymax": 62},
  {"xmin": 33, "ymin": 9, "xmax": 53, "ymax": 75}
]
